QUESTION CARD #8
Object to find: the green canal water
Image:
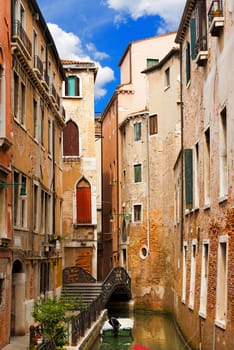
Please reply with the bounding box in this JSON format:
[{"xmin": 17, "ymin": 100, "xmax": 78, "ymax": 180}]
[{"xmin": 93, "ymin": 306, "xmax": 186, "ymax": 350}]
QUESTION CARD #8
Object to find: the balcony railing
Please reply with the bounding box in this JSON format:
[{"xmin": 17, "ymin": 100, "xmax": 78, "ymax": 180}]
[
  {"xmin": 34, "ymin": 56, "xmax": 43, "ymax": 76},
  {"xmin": 12, "ymin": 20, "xmax": 32, "ymax": 57},
  {"xmin": 50, "ymin": 84, "xmax": 57, "ymax": 101},
  {"xmin": 208, "ymin": 0, "xmax": 224, "ymax": 36},
  {"xmin": 195, "ymin": 35, "xmax": 208, "ymax": 66}
]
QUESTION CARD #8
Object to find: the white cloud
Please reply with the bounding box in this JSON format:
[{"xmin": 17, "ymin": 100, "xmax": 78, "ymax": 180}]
[
  {"xmin": 105, "ymin": 0, "xmax": 185, "ymax": 30},
  {"xmin": 47, "ymin": 23, "xmax": 115, "ymax": 100}
]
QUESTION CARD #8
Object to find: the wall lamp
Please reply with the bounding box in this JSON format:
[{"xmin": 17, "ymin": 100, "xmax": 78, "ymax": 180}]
[
  {"xmin": 109, "ymin": 212, "xmax": 132, "ymax": 222},
  {"xmin": 0, "ymin": 182, "xmax": 26, "ymax": 196}
]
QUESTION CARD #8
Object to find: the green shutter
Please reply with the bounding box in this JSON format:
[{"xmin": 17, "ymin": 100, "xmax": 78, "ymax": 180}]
[
  {"xmin": 184, "ymin": 149, "xmax": 193, "ymax": 206},
  {"xmin": 186, "ymin": 42, "xmax": 191, "ymax": 84},
  {"xmin": 134, "ymin": 123, "xmax": 141, "ymax": 141},
  {"xmin": 190, "ymin": 18, "xmax": 196, "ymax": 60},
  {"xmin": 68, "ymin": 76, "xmax": 76, "ymax": 96},
  {"xmin": 134, "ymin": 164, "xmax": 142, "ymax": 182}
]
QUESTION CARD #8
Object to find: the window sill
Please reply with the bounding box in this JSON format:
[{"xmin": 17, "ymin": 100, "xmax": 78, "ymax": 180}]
[
  {"xmin": 215, "ymin": 319, "xmax": 226, "ymax": 330},
  {"xmin": 63, "ymin": 95, "xmax": 82, "ymax": 99},
  {"xmin": 219, "ymin": 195, "xmax": 228, "ymax": 204},
  {"xmin": 203, "ymin": 203, "xmax": 211, "ymax": 211},
  {"xmin": 63, "ymin": 156, "xmax": 80, "ymax": 162},
  {"xmin": 199, "ymin": 311, "xmax": 207, "ymax": 319},
  {"xmin": 74, "ymin": 223, "xmax": 97, "ymax": 229}
]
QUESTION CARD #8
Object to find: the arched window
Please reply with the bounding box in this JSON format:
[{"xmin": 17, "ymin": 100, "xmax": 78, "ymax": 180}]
[
  {"xmin": 76, "ymin": 178, "xmax": 91, "ymax": 224},
  {"xmin": 63, "ymin": 120, "xmax": 79, "ymax": 156},
  {"xmin": 65, "ymin": 75, "xmax": 80, "ymax": 97}
]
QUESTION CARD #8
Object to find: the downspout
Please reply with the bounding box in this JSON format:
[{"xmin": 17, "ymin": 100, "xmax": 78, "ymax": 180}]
[
  {"xmin": 180, "ymin": 42, "xmax": 184, "ymax": 252},
  {"xmin": 146, "ymin": 113, "xmax": 150, "ymax": 253},
  {"xmin": 116, "ymin": 96, "xmax": 120, "ymax": 263},
  {"xmin": 52, "ymin": 120, "xmax": 56, "ymax": 236}
]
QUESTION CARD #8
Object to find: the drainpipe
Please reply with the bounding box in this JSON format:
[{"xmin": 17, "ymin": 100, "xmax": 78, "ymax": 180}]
[
  {"xmin": 146, "ymin": 113, "xmax": 150, "ymax": 254},
  {"xmin": 52, "ymin": 120, "xmax": 56, "ymax": 237},
  {"xmin": 116, "ymin": 96, "xmax": 120, "ymax": 263},
  {"xmin": 180, "ymin": 42, "xmax": 184, "ymax": 252}
]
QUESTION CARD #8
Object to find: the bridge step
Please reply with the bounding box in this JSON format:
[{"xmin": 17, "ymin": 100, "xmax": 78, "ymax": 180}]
[{"xmin": 62, "ymin": 283, "xmax": 103, "ymax": 306}]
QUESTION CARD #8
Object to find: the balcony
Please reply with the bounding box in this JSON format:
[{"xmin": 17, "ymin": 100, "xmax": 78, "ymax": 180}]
[
  {"xmin": 50, "ymin": 83, "xmax": 57, "ymax": 102},
  {"xmin": 12, "ymin": 20, "xmax": 32, "ymax": 59},
  {"xmin": 195, "ymin": 36, "xmax": 208, "ymax": 66},
  {"xmin": 41, "ymin": 71, "xmax": 49, "ymax": 90},
  {"xmin": 208, "ymin": 1, "xmax": 224, "ymax": 36},
  {"xmin": 33, "ymin": 55, "xmax": 43, "ymax": 77}
]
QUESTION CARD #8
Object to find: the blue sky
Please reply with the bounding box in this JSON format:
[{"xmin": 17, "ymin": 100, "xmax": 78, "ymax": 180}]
[{"xmin": 37, "ymin": 0, "xmax": 186, "ymax": 113}]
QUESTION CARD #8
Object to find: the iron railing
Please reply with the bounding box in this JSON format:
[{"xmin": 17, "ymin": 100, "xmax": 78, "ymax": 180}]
[
  {"xmin": 12, "ymin": 20, "xmax": 32, "ymax": 56},
  {"xmin": 208, "ymin": 0, "xmax": 223, "ymax": 26},
  {"xmin": 34, "ymin": 56, "xmax": 44, "ymax": 76},
  {"xmin": 102, "ymin": 267, "xmax": 131, "ymax": 306}
]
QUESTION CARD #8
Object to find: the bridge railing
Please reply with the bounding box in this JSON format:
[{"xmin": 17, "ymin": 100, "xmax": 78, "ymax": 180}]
[
  {"xmin": 102, "ymin": 267, "xmax": 131, "ymax": 306},
  {"xmin": 70, "ymin": 267, "xmax": 131, "ymax": 345}
]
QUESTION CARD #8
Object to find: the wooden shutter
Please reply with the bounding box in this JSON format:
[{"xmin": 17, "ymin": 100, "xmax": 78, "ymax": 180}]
[
  {"xmin": 77, "ymin": 186, "xmax": 91, "ymax": 223},
  {"xmin": 63, "ymin": 120, "xmax": 79, "ymax": 156},
  {"xmin": 184, "ymin": 149, "xmax": 193, "ymax": 206},
  {"xmin": 190, "ymin": 18, "xmax": 196, "ymax": 60},
  {"xmin": 186, "ymin": 42, "xmax": 191, "ymax": 84},
  {"xmin": 134, "ymin": 164, "xmax": 142, "ymax": 182}
]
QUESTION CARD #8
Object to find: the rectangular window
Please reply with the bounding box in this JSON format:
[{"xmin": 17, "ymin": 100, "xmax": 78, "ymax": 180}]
[
  {"xmin": 146, "ymin": 58, "xmax": 159, "ymax": 68},
  {"xmin": 194, "ymin": 143, "xmax": 199, "ymax": 208},
  {"xmin": 33, "ymin": 184, "xmax": 38, "ymax": 231},
  {"xmin": 33, "ymin": 98, "xmax": 38, "ymax": 139},
  {"xmin": 13, "ymin": 172, "xmax": 27, "ymax": 228},
  {"xmin": 219, "ymin": 107, "xmax": 227, "ymax": 198},
  {"xmin": 216, "ymin": 236, "xmax": 228, "ymax": 328},
  {"xmin": 65, "ymin": 76, "xmax": 80, "ymax": 97},
  {"xmin": 149, "ymin": 114, "xmax": 158, "ymax": 135},
  {"xmin": 20, "ymin": 82, "xmax": 26, "ymax": 125},
  {"xmin": 41, "ymin": 106, "xmax": 44, "ymax": 146},
  {"xmin": 204, "ymin": 128, "xmax": 210, "ymax": 205},
  {"xmin": 0, "ymin": 186, "xmax": 6, "ymax": 237},
  {"xmin": 48, "ymin": 119, "xmax": 52, "ymax": 154},
  {"xmin": 14, "ymin": 72, "xmax": 19, "ymax": 118},
  {"xmin": 189, "ymin": 240, "xmax": 197, "ymax": 309},
  {"xmin": 199, "ymin": 240, "xmax": 209, "ymax": 317},
  {"xmin": 186, "ymin": 42, "xmax": 191, "ymax": 84},
  {"xmin": 184, "ymin": 149, "xmax": 193, "ymax": 207},
  {"xmin": 134, "ymin": 122, "xmax": 141, "ymax": 141},
  {"xmin": 133, "ymin": 204, "xmax": 141, "ymax": 222},
  {"xmin": 134, "ymin": 164, "xmax": 142, "ymax": 183},
  {"xmin": 0, "ymin": 278, "xmax": 3, "ymax": 305},
  {"xmin": 182, "ymin": 242, "xmax": 187, "ymax": 303},
  {"xmin": 165, "ymin": 67, "xmax": 170, "ymax": 88}
]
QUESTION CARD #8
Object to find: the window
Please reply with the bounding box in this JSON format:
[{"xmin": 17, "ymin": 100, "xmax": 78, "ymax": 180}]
[
  {"xmin": 76, "ymin": 178, "xmax": 91, "ymax": 224},
  {"xmin": 134, "ymin": 164, "xmax": 142, "ymax": 183},
  {"xmin": 20, "ymin": 82, "xmax": 26, "ymax": 125},
  {"xmin": 40, "ymin": 262, "xmax": 50, "ymax": 295},
  {"xmin": 184, "ymin": 149, "xmax": 193, "ymax": 207},
  {"xmin": 199, "ymin": 240, "xmax": 209, "ymax": 317},
  {"xmin": 13, "ymin": 172, "xmax": 27, "ymax": 228},
  {"xmin": 186, "ymin": 42, "xmax": 191, "ymax": 84},
  {"xmin": 63, "ymin": 120, "xmax": 79, "ymax": 157},
  {"xmin": 134, "ymin": 122, "xmax": 141, "ymax": 141},
  {"xmin": 219, "ymin": 107, "xmax": 227, "ymax": 198},
  {"xmin": 33, "ymin": 184, "xmax": 38, "ymax": 231},
  {"xmin": 14, "ymin": 72, "xmax": 19, "ymax": 118},
  {"xmin": 65, "ymin": 76, "xmax": 80, "ymax": 97},
  {"xmin": 133, "ymin": 204, "xmax": 141, "ymax": 222},
  {"xmin": 146, "ymin": 58, "xmax": 159, "ymax": 68},
  {"xmin": 41, "ymin": 105, "xmax": 44, "ymax": 146},
  {"xmin": 182, "ymin": 242, "xmax": 188, "ymax": 303},
  {"xmin": 0, "ymin": 49, "xmax": 6, "ymax": 139},
  {"xmin": 0, "ymin": 278, "xmax": 3, "ymax": 305},
  {"xmin": 149, "ymin": 114, "xmax": 158, "ymax": 135},
  {"xmin": 48, "ymin": 120, "xmax": 52, "ymax": 154},
  {"xmin": 0, "ymin": 186, "xmax": 6, "ymax": 237},
  {"xmin": 190, "ymin": 1, "xmax": 208, "ymax": 65},
  {"xmin": 189, "ymin": 240, "xmax": 197, "ymax": 309},
  {"xmin": 216, "ymin": 236, "xmax": 228, "ymax": 328},
  {"xmin": 165, "ymin": 67, "xmax": 170, "ymax": 88},
  {"xmin": 204, "ymin": 128, "xmax": 210, "ymax": 205},
  {"xmin": 194, "ymin": 143, "xmax": 199, "ymax": 208},
  {"xmin": 40, "ymin": 190, "xmax": 51, "ymax": 235},
  {"xmin": 33, "ymin": 98, "xmax": 38, "ymax": 139}
]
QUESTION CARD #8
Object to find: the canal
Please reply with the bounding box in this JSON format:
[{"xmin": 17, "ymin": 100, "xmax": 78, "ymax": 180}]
[{"xmin": 93, "ymin": 303, "xmax": 187, "ymax": 350}]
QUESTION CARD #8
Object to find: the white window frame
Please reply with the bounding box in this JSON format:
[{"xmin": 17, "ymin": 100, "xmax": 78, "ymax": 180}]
[
  {"xmin": 199, "ymin": 239, "xmax": 210, "ymax": 318},
  {"xmin": 182, "ymin": 241, "xmax": 188, "ymax": 303},
  {"xmin": 189, "ymin": 239, "xmax": 197, "ymax": 309},
  {"xmin": 215, "ymin": 235, "xmax": 228, "ymax": 329}
]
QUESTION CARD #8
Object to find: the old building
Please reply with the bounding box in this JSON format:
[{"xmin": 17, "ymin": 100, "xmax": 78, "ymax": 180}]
[
  {"xmin": 175, "ymin": 0, "xmax": 234, "ymax": 349},
  {"xmin": 0, "ymin": 1, "xmax": 13, "ymax": 347},
  {"xmin": 62, "ymin": 60, "xmax": 98, "ymax": 279},
  {"xmin": 9, "ymin": 0, "xmax": 65, "ymax": 341},
  {"xmin": 101, "ymin": 33, "xmax": 179, "ymax": 305}
]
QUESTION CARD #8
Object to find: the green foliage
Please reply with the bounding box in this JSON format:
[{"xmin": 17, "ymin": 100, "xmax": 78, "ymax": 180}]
[{"xmin": 32, "ymin": 294, "xmax": 87, "ymax": 348}]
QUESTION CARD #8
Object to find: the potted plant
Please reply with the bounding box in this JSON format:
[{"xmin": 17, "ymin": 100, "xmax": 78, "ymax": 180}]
[{"xmin": 213, "ymin": 8, "xmax": 222, "ymax": 16}]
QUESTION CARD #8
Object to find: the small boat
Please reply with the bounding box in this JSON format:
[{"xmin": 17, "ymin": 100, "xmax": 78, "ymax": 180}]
[{"xmin": 101, "ymin": 318, "xmax": 134, "ymax": 338}]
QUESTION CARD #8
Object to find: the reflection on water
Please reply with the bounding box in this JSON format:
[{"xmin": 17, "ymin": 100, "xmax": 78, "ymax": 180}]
[{"xmin": 95, "ymin": 310, "xmax": 185, "ymax": 350}]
